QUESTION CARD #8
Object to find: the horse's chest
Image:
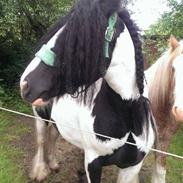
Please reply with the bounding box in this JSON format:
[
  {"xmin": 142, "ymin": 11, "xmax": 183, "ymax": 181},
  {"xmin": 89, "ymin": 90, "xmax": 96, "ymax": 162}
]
[
  {"xmin": 51, "ymin": 84, "xmax": 154, "ymax": 164},
  {"xmin": 51, "ymin": 95, "xmax": 129, "ymax": 151}
]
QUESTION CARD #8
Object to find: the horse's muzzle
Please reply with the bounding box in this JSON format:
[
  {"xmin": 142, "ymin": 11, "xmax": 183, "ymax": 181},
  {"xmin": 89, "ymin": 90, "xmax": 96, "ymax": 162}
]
[
  {"xmin": 20, "ymin": 80, "xmax": 48, "ymax": 106},
  {"xmin": 172, "ymin": 106, "xmax": 183, "ymax": 122}
]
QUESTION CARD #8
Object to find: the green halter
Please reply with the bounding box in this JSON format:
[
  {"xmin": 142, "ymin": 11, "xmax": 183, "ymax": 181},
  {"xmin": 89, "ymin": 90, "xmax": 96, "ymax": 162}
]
[
  {"xmin": 35, "ymin": 13, "xmax": 117, "ymax": 66},
  {"xmin": 104, "ymin": 12, "xmax": 118, "ymax": 58},
  {"xmin": 35, "ymin": 44, "xmax": 56, "ymax": 66}
]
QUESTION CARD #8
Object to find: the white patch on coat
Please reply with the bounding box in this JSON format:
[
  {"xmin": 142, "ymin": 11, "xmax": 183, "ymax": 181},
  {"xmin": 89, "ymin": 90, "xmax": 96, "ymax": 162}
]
[
  {"xmin": 46, "ymin": 26, "xmax": 65, "ymax": 48},
  {"xmin": 104, "ymin": 25, "xmax": 139, "ymax": 100},
  {"xmin": 172, "ymin": 54, "xmax": 183, "ymax": 110},
  {"xmin": 84, "ymin": 154, "xmax": 92, "ymax": 183},
  {"xmin": 20, "ymin": 57, "xmax": 41, "ymax": 83}
]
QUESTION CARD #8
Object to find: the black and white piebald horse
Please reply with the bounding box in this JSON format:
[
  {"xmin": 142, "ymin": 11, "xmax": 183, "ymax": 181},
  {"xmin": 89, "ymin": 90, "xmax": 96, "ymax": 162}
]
[{"xmin": 20, "ymin": 0, "xmax": 156, "ymax": 182}]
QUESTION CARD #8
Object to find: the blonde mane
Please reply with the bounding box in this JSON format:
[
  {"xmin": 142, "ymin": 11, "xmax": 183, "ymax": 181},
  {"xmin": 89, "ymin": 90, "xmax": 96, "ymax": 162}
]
[{"xmin": 148, "ymin": 42, "xmax": 183, "ymax": 122}]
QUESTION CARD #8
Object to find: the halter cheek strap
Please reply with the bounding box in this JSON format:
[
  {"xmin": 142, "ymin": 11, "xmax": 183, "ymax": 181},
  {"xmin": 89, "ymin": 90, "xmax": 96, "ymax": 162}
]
[
  {"xmin": 104, "ymin": 12, "xmax": 118, "ymax": 58},
  {"xmin": 35, "ymin": 44, "xmax": 56, "ymax": 66}
]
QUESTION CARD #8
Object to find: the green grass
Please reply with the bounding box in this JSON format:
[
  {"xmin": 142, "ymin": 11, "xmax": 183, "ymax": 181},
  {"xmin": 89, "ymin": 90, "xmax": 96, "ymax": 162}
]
[
  {"xmin": 0, "ymin": 112, "xmax": 31, "ymax": 183},
  {"xmin": 0, "ymin": 144, "xmax": 26, "ymax": 183},
  {"xmin": 0, "ymin": 87, "xmax": 32, "ymax": 114},
  {"xmin": 166, "ymin": 126, "xmax": 183, "ymax": 183}
]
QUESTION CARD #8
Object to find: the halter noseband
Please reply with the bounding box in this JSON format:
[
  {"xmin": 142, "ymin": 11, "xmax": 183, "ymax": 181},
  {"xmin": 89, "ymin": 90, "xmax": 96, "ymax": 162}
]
[
  {"xmin": 35, "ymin": 44, "xmax": 56, "ymax": 66},
  {"xmin": 35, "ymin": 13, "xmax": 117, "ymax": 66}
]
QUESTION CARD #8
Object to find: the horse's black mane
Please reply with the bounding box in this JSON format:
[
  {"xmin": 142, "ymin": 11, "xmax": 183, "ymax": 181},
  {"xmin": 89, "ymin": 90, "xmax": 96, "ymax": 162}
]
[
  {"xmin": 53, "ymin": 0, "xmax": 122, "ymax": 96},
  {"xmin": 36, "ymin": 0, "xmax": 145, "ymax": 100}
]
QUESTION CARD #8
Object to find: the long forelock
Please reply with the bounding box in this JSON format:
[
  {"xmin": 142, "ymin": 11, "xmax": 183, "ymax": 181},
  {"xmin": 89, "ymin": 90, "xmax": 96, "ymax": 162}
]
[
  {"xmin": 149, "ymin": 45, "xmax": 183, "ymax": 121},
  {"xmin": 52, "ymin": 0, "xmax": 121, "ymax": 98}
]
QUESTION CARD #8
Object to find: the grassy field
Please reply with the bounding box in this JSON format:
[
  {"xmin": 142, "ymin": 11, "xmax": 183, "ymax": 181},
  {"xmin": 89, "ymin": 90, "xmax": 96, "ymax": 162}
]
[
  {"xmin": 167, "ymin": 127, "xmax": 183, "ymax": 183},
  {"xmin": 0, "ymin": 104, "xmax": 183, "ymax": 183},
  {"xmin": 0, "ymin": 112, "xmax": 31, "ymax": 183}
]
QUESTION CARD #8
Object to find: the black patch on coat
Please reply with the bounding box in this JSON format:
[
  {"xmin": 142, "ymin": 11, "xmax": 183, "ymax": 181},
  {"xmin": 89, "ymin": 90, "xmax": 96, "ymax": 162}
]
[
  {"xmin": 35, "ymin": 100, "xmax": 53, "ymax": 120},
  {"xmin": 92, "ymin": 81, "xmax": 146, "ymax": 141},
  {"xmin": 34, "ymin": 100, "xmax": 53, "ymax": 121},
  {"xmin": 34, "ymin": 101, "xmax": 58, "ymax": 130}
]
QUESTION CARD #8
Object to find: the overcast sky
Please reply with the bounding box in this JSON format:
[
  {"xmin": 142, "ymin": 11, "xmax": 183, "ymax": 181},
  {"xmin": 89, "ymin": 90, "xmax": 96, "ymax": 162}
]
[{"xmin": 129, "ymin": 0, "xmax": 170, "ymax": 30}]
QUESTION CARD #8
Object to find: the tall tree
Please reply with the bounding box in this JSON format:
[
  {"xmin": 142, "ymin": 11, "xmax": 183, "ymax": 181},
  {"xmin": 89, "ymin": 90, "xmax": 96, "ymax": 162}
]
[
  {"xmin": 143, "ymin": 0, "xmax": 183, "ymax": 65},
  {"xmin": 145, "ymin": 0, "xmax": 183, "ymax": 39}
]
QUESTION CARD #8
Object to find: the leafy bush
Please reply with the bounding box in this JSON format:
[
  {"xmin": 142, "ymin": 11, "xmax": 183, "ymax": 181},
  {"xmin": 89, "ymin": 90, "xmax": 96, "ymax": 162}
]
[
  {"xmin": 0, "ymin": 0, "xmax": 74, "ymax": 88},
  {"xmin": 0, "ymin": 85, "xmax": 5, "ymax": 107},
  {"xmin": 0, "ymin": 84, "xmax": 31, "ymax": 114},
  {"xmin": 142, "ymin": 37, "xmax": 167, "ymax": 66},
  {"xmin": 0, "ymin": 40, "xmax": 33, "ymax": 87}
]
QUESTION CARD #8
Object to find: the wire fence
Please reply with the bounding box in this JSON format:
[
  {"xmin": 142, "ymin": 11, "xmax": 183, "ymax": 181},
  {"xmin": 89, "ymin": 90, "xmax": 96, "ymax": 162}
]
[{"xmin": 0, "ymin": 106, "xmax": 183, "ymax": 160}]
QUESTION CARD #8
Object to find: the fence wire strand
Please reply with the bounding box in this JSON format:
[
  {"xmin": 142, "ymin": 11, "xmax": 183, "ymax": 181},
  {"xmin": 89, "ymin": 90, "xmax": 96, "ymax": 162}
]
[{"xmin": 0, "ymin": 106, "xmax": 183, "ymax": 160}]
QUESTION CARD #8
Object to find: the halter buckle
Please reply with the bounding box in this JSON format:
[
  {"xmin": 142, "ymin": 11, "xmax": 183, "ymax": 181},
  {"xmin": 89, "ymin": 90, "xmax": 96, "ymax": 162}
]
[{"xmin": 105, "ymin": 27, "xmax": 115, "ymax": 42}]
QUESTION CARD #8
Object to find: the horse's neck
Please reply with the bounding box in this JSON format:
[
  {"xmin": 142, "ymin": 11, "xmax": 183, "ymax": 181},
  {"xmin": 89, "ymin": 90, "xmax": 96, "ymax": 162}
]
[
  {"xmin": 104, "ymin": 26, "xmax": 139, "ymax": 100},
  {"xmin": 145, "ymin": 60, "xmax": 159, "ymax": 84},
  {"xmin": 143, "ymin": 57, "xmax": 164, "ymax": 98},
  {"xmin": 145, "ymin": 54, "xmax": 167, "ymax": 88}
]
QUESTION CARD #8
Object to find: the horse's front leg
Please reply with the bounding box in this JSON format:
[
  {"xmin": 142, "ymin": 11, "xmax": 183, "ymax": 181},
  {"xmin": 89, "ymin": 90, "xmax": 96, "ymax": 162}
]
[
  {"xmin": 151, "ymin": 160, "xmax": 166, "ymax": 183},
  {"xmin": 84, "ymin": 151, "xmax": 102, "ymax": 183},
  {"xmin": 47, "ymin": 123, "xmax": 60, "ymax": 171},
  {"xmin": 152, "ymin": 137, "xmax": 168, "ymax": 183},
  {"xmin": 117, "ymin": 162, "xmax": 143, "ymax": 183},
  {"xmin": 152, "ymin": 123, "xmax": 180, "ymax": 183},
  {"xmin": 30, "ymin": 110, "xmax": 51, "ymax": 181}
]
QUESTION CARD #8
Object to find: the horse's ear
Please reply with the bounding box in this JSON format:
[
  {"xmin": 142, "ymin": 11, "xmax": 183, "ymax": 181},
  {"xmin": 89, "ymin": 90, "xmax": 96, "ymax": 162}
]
[{"xmin": 169, "ymin": 35, "xmax": 179, "ymax": 52}]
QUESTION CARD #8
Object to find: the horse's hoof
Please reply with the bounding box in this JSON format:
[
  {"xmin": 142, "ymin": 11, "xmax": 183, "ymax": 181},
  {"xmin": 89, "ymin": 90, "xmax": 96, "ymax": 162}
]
[
  {"xmin": 49, "ymin": 161, "xmax": 60, "ymax": 172},
  {"xmin": 30, "ymin": 163, "xmax": 51, "ymax": 182},
  {"xmin": 77, "ymin": 169, "xmax": 87, "ymax": 183}
]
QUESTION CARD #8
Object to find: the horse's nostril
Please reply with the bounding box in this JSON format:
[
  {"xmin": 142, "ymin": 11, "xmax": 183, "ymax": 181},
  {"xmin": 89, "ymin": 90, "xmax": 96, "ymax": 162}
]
[
  {"xmin": 20, "ymin": 80, "xmax": 32, "ymax": 101},
  {"xmin": 20, "ymin": 81, "xmax": 28, "ymax": 91}
]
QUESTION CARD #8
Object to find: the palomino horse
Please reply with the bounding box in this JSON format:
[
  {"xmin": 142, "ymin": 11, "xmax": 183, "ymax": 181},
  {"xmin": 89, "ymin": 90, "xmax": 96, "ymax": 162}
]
[
  {"xmin": 144, "ymin": 36, "xmax": 183, "ymax": 183},
  {"xmin": 20, "ymin": 0, "xmax": 156, "ymax": 182}
]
